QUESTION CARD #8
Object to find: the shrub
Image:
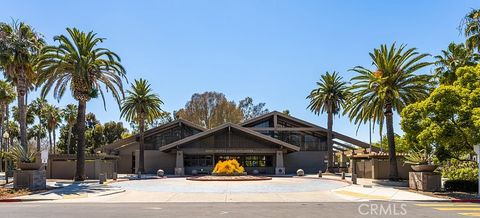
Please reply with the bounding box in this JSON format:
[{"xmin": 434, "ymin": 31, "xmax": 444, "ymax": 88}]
[
  {"xmin": 444, "ymin": 180, "xmax": 478, "ymax": 192},
  {"xmin": 442, "ymin": 160, "xmax": 478, "ymax": 192},
  {"xmin": 213, "ymin": 159, "xmax": 245, "ymax": 175},
  {"xmin": 442, "ymin": 160, "xmax": 478, "ymax": 181}
]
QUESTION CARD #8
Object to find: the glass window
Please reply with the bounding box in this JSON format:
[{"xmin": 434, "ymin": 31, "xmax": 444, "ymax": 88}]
[{"xmin": 184, "ymin": 155, "xmax": 213, "ymax": 167}]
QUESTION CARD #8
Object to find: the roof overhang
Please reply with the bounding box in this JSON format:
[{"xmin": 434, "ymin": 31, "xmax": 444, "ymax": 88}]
[
  {"xmin": 159, "ymin": 123, "xmax": 301, "ymax": 152},
  {"xmin": 97, "ymin": 119, "xmax": 206, "ymax": 152}
]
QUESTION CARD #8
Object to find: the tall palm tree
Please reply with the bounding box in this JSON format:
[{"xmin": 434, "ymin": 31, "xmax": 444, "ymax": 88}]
[
  {"xmin": 0, "ymin": 21, "xmax": 44, "ymax": 151},
  {"xmin": 461, "ymin": 9, "xmax": 480, "ymax": 51},
  {"xmin": 38, "ymin": 28, "xmax": 126, "ymax": 181},
  {"xmin": 30, "ymin": 98, "xmax": 48, "ymax": 151},
  {"xmin": 62, "ymin": 104, "xmax": 77, "ymax": 154},
  {"xmin": 347, "ymin": 43, "xmax": 431, "ymax": 180},
  {"xmin": 44, "ymin": 104, "xmax": 61, "ymax": 153},
  {"xmin": 0, "ymin": 81, "xmax": 16, "ymax": 144},
  {"xmin": 306, "ymin": 71, "xmax": 349, "ymax": 173},
  {"xmin": 0, "ymin": 80, "xmax": 15, "ymax": 171},
  {"xmin": 120, "ymin": 79, "xmax": 163, "ymax": 174},
  {"xmin": 434, "ymin": 42, "xmax": 479, "ymax": 85}
]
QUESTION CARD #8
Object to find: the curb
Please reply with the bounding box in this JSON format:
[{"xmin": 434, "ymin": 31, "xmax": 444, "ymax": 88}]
[
  {"xmin": 451, "ymin": 199, "xmax": 480, "ymax": 203},
  {"xmin": 0, "ymin": 198, "xmax": 57, "ymax": 203},
  {"xmin": 96, "ymin": 189, "xmax": 126, "ymax": 197}
]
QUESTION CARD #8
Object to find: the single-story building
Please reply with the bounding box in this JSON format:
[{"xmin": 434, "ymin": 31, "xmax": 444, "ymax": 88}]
[{"xmin": 99, "ymin": 111, "xmax": 370, "ymax": 175}]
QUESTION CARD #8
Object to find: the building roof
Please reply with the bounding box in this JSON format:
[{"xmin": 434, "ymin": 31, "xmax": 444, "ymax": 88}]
[
  {"xmin": 241, "ymin": 111, "xmax": 370, "ymax": 150},
  {"xmin": 98, "ymin": 119, "xmax": 206, "ymax": 152},
  {"xmin": 159, "ymin": 122, "xmax": 301, "ymax": 152}
]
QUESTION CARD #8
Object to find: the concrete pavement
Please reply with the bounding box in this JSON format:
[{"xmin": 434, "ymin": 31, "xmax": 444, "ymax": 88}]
[
  {"xmin": 10, "ymin": 176, "xmax": 443, "ymax": 203},
  {"xmin": 0, "ymin": 202, "xmax": 467, "ymax": 218}
]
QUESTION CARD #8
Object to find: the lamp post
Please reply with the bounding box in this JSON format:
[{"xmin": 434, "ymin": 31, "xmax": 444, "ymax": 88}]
[
  {"xmin": 474, "ymin": 144, "xmax": 480, "ymax": 196},
  {"xmin": 3, "ymin": 131, "xmax": 9, "ymax": 184}
]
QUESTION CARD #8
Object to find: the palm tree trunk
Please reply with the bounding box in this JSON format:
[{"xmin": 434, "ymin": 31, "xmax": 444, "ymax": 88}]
[
  {"xmin": 67, "ymin": 125, "xmax": 73, "ymax": 154},
  {"xmin": 0, "ymin": 103, "xmax": 4, "ymax": 172},
  {"xmin": 48, "ymin": 131, "xmax": 52, "ymax": 153},
  {"xmin": 53, "ymin": 130, "xmax": 56, "ymax": 154},
  {"xmin": 37, "ymin": 118, "xmax": 42, "ymax": 151},
  {"xmin": 138, "ymin": 115, "xmax": 145, "ymax": 174},
  {"xmin": 327, "ymin": 109, "xmax": 334, "ymax": 173},
  {"xmin": 74, "ymin": 100, "xmax": 87, "ymax": 181},
  {"xmin": 17, "ymin": 79, "xmax": 28, "ymax": 152},
  {"xmin": 384, "ymin": 103, "xmax": 398, "ymax": 180}
]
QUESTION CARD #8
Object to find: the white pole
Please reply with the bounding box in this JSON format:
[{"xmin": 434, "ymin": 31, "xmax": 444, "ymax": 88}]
[{"xmin": 474, "ymin": 145, "xmax": 480, "ymax": 197}]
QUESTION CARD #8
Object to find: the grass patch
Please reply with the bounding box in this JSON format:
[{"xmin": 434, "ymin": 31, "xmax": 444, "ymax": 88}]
[{"xmin": 0, "ymin": 187, "xmax": 31, "ymax": 199}]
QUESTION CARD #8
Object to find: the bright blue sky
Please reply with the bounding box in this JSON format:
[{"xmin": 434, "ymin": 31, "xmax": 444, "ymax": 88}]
[{"xmin": 2, "ymin": 1, "xmax": 478, "ymax": 143}]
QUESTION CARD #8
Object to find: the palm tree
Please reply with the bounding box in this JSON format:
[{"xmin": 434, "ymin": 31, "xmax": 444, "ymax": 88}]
[
  {"xmin": 347, "ymin": 43, "xmax": 431, "ymax": 180},
  {"xmin": 434, "ymin": 43, "xmax": 479, "ymax": 84},
  {"xmin": 120, "ymin": 79, "xmax": 163, "ymax": 174},
  {"xmin": 38, "ymin": 28, "xmax": 126, "ymax": 181},
  {"xmin": 30, "ymin": 98, "xmax": 48, "ymax": 151},
  {"xmin": 44, "ymin": 104, "xmax": 61, "ymax": 153},
  {"xmin": 0, "ymin": 81, "xmax": 16, "ymax": 144},
  {"xmin": 461, "ymin": 9, "xmax": 480, "ymax": 51},
  {"xmin": 0, "ymin": 80, "xmax": 15, "ymax": 172},
  {"xmin": 62, "ymin": 104, "xmax": 77, "ymax": 154},
  {"xmin": 306, "ymin": 71, "xmax": 349, "ymax": 173},
  {"xmin": 0, "ymin": 21, "xmax": 44, "ymax": 151}
]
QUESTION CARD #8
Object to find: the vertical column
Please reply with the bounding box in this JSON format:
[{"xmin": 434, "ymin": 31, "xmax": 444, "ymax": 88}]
[
  {"xmin": 275, "ymin": 150, "xmax": 285, "ymax": 175},
  {"xmin": 94, "ymin": 159, "xmax": 101, "ymax": 179},
  {"xmin": 340, "ymin": 152, "xmax": 347, "ymax": 167},
  {"xmin": 175, "ymin": 150, "xmax": 184, "ymax": 176}
]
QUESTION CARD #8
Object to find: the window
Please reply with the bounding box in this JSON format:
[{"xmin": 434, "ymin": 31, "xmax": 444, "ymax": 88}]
[
  {"xmin": 184, "ymin": 155, "xmax": 213, "ymax": 167},
  {"xmin": 244, "ymin": 155, "xmax": 273, "ymax": 167},
  {"xmin": 215, "ymin": 155, "xmax": 273, "ymax": 167}
]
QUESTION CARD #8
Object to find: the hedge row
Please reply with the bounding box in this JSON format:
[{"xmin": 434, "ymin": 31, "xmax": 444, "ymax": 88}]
[{"xmin": 444, "ymin": 180, "xmax": 478, "ymax": 192}]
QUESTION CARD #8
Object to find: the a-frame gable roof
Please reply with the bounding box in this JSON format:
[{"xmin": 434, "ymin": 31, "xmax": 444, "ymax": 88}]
[
  {"xmin": 159, "ymin": 122, "xmax": 301, "ymax": 152},
  {"xmin": 241, "ymin": 111, "xmax": 370, "ymax": 149},
  {"xmin": 99, "ymin": 119, "xmax": 206, "ymax": 152}
]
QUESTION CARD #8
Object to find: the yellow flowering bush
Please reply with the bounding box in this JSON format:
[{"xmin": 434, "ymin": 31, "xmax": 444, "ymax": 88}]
[{"xmin": 213, "ymin": 159, "xmax": 245, "ymax": 175}]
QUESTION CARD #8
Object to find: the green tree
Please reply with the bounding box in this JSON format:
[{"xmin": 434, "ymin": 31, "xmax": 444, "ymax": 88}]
[
  {"xmin": 371, "ymin": 134, "xmax": 408, "ymax": 153},
  {"xmin": 346, "ymin": 44, "xmax": 431, "ymax": 179},
  {"xmin": 27, "ymin": 124, "xmax": 46, "ymax": 141},
  {"xmin": 85, "ymin": 123, "xmax": 105, "ymax": 154},
  {"xmin": 307, "ymin": 71, "xmax": 349, "ymax": 172},
  {"xmin": 238, "ymin": 97, "xmax": 268, "ymax": 121},
  {"xmin": 461, "ymin": 9, "xmax": 480, "ymax": 51},
  {"xmin": 175, "ymin": 91, "xmax": 243, "ymax": 129},
  {"xmin": 12, "ymin": 105, "xmax": 34, "ymax": 126},
  {"xmin": 401, "ymin": 65, "xmax": 480, "ymax": 162},
  {"xmin": 103, "ymin": 121, "xmax": 127, "ymax": 144},
  {"xmin": 6, "ymin": 120, "xmax": 19, "ymax": 140},
  {"xmin": 0, "ymin": 21, "xmax": 44, "ymax": 151},
  {"xmin": 0, "ymin": 80, "xmax": 15, "ymax": 170},
  {"xmin": 434, "ymin": 43, "xmax": 479, "ymax": 85},
  {"xmin": 120, "ymin": 79, "xmax": 163, "ymax": 174},
  {"xmin": 44, "ymin": 104, "xmax": 61, "ymax": 153},
  {"xmin": 30, "ymin": 98, "xmax": 48, "ymax": 151},
  {"xmin": 62, "ymin": 104, "xmax": 77, "ymax": 154},
  {"xmin": 38, "ymin": 28, "xmax": 126, "ymax": 181}
]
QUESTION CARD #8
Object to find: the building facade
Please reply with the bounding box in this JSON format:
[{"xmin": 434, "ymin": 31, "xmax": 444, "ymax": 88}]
[{"xmin": 100, "ymin": 111, "xmax": 370, "ymax": 175}]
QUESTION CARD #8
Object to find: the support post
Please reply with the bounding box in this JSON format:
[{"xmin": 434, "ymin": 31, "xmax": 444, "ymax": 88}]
[
  {"xmin": 175, "ymin": 150, "xmax": 184, "ymax": 176},
  {"xmin": 275, "ymin": 150, "xmax": 285, "ymax": 175}
]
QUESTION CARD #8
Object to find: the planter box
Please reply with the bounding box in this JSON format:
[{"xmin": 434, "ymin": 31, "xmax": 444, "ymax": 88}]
[
  {"xmin": 13, "ymin": 170, "xmax": 46, "ymax": 191},
  {"xmin": 409, "ymin": 172, "xmax": 441, "ymax": 192}
]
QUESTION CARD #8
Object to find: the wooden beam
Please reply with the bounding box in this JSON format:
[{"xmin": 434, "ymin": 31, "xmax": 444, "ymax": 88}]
[
  {"xmin": 333, "ymin": 140, "xmax": 357, "ymax": 150},
  {"xmin": 249, "ymin": 127, "xmax": 323, "ymax": 131}
]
